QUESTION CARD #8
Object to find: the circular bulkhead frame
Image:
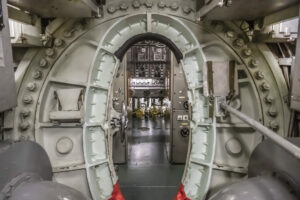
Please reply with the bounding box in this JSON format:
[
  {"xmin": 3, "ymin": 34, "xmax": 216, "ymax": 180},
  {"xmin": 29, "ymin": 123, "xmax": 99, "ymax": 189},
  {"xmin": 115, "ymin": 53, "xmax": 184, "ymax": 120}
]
[
  {"xmin": 9, "ymin": 11, "xmax": 290, "ymax": 200},
  {"xmin": 84, "ymin": 13, "xmax": 214, "ymax": 199}
]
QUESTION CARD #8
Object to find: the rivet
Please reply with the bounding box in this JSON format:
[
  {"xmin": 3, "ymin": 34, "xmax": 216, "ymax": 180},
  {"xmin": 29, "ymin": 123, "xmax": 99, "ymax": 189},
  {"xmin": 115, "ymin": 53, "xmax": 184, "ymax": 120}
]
[
  {"xmin": 225, "ymin": 138, "xmax": 242, "ymax": 155},
  {"xmin": 243, "ymin": 48, "xmax": 252, "ymax": 57},
  {"xmin": 240, "ymin": 21, "xmax": 250, "ymax": 31},
  {"xmin": 26, "ymin": 82, "xmax": 37, "ymax": 91},
  {"xmin": 255, "ymin": 71, "xmax": 264, "ymax": 80},
  {"xmin": 63, "ymin": 30, "xmax": 73, "ymax": 38},
  {"xmin": 264, "ymin": 94, "xmax": 274, "ymax": 104},
  {"xmin": 182, "ymin": 6, "xmax": 191, "ymax": 14},
  {"xmin": 132, "ymin": 0, "xmax": 141, "ymax": 8},
  {"xmin": 39, "ymin": 58, "xmax": 48, "ymax": 68},
  {"xmin": 107, "ymin": 5, "xmax": 116, "ymax": 13},
  {"xmin": 19, "ymin": 121, "xmax": 30, "ymax": 131},
  {"xmin": 45, "ymin": 48, "xmax": 55, "ymax": 58},
  {"xmin": 158, "ymin": 1, "xmax": 166, "ymax": 8},
  {"xmin": 226, "ymin": 31, "xmax": 234, "ymax": 38},
  {"xmin": 260, "ymin": 82, "xmax": 270, "ymax": 92},
  {"xmin": 234, "ymin": 38, "xmax": 245, "ymax": 48},
  {"xmin": 32, "ymin": 70, "xmax": 43, "ymax": 79},
  {"xmin": 20, "ymin": 109, "xmax": 31, "ymax": 118},
  {"xmin": 268, "ymin": 106, "xmax": 278, "ymax": 117},
  {"xmin": 23, "ymin": 95, "xmax": 33, "ymax": 104},
  {"xmin": 170, "ymin": 2, "xmax": 179, "ymax": 10},
  {"xmin": 145, "ymin": 1, "xmax": 153, "ymax": 8},
  {"xmin": 250, "ymin": 59, "xmax": 259, "ymax": 68},
  {"xmin": 54, "ymin": 38, "xmax": 64, "ymax": 47},
  {"xmin": 56, "ymin": 137, "xmax": 74, "ymax": 154},
  {"xmin": 269, "ymin": 121, "xmax": 279, "ymax": 131},
  {"xmin": 120, "ymin": 3, "xmax": 128, "ymax": 10}
]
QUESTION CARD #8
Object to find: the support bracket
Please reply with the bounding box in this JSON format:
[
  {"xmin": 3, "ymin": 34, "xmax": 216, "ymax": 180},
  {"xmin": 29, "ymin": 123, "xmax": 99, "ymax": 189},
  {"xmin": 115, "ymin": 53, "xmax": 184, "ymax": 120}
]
[{"xmin": 290, "ymin": 5, "xmax": 300, "ymax": 111}]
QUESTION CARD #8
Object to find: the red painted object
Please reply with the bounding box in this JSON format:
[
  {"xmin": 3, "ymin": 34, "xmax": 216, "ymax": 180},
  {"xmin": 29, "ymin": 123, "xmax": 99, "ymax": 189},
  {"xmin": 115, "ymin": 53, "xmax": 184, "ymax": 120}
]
[
  {"xmin": 174, "ymin": 183, "xmax": 191, "ymax": 200},
  {"xmin": 109, "ymin": 182, "xmax": 125, "ymax": 200}
]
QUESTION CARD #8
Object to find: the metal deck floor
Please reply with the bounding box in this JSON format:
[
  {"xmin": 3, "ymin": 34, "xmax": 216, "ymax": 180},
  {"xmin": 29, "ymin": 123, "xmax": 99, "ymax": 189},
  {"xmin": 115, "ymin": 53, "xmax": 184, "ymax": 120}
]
[{"xmin": 116, "ymin": 118, "xmax": 184, "ymax": 200}]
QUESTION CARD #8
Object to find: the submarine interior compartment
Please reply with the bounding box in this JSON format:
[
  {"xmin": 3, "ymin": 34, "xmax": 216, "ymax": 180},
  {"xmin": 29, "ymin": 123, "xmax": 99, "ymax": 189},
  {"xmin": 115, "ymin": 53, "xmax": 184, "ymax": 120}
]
[{"xmin": 0, "ymin": 0, "xmax": 300, "ymax": 200}]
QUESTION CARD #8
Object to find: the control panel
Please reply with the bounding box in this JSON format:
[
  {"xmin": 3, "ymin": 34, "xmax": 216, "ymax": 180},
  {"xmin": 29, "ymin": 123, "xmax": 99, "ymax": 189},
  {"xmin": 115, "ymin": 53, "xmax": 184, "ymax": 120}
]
[{"xmin": 127, "ymin": 41, "xmax": 170, "ymax": 87}]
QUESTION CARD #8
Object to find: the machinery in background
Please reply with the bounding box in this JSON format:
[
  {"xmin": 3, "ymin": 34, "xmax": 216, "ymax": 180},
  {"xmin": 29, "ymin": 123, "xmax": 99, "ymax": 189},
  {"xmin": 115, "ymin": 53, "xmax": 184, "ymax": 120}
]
[
  {"xmin": 112, "ymin": 40, "xmax": 190, "ymax": 164},
  {"xmin": 169, "ymin": 53, "xmax": 190, "ymax": 163}
]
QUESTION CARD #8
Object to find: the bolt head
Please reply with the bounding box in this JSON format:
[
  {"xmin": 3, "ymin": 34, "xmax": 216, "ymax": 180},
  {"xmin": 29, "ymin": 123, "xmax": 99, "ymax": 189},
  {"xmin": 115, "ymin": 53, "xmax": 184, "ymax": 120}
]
[
  {"xmin": 170, "ymin": 2, "xmax": 179, "ymax": 10},
  {"xmin": 182, "ymin": 6, "xmax": 191, "ymax": 14},
  {"xmin": 107, "ymin": 5, "xmax": 116, "ymax": 13},
  {"xmin": 54, "ymin": 38, "xmax": 64, "ymax": 47},
  {"xmin": 269, "ymin": 121, "xmax": 279, "ymax": 131},
  {"xmin": 243, "ymin": 48, "xmax": 252, "ymax": 57},
  {"xmin": 268, "ymin": 109, "xmax": 278, "ymax": 117},
  {"xmin": 132, "ymin": 0, "xmax": 141, "ymax": 8},
  {"xmin": 120, "ymin": 3, "xmax": 128, "ymax": 10},
  {"xmin": 19, "ymin": 121, "xmax": 30, "ymax": 131},
  {"xmin": 45, "ymin": 48, "xmax": 55, "ymax": 57},
  {"xmin": 26, "ymin": 82, "xmax": 37, "ymax": 91},
  {"xmin": 20, "ymin": 109, "xmax": 31, "ymax": 118},
  {"xmin": 158, "ymin": 1, "xmax": 166, "ymax": 8},
  {"xmin": 234, "ymin": 38, "xmax": 245, "ymax": 48},
  {"xmin": 250, "ymin": 59, "xmax": 259, "ymax": 68},
  {"xmin": 145, "ymin": 1, "xmax": 153, "ymax": 8},
  {"xmin": 32, "ymin": 70, "xmax": 43, "ymax": 79},
  {"xmin": 39, "ymin": 58, "xmax": 48, "ymax": 68},
  {"xmin": 63, "ymin": 31, "xmax": 73, "ymax": 38},
  {"xmin": 264, "ymin": 95, "xmax": 273, "ymax": 104},
  {"xmin": 23, "ymin": 95, "xmax": 33, "ymax": 104},
  {"xmin": 261, "ymin": 82, "xmax": 270, "ymax": 91},
  {"xmin": 240, "ymin": 21, "xmax": 250, "ymax": 31},
  {"xmin": 255, "ymin": 71, "xmax": 264, "ymax": 80}
]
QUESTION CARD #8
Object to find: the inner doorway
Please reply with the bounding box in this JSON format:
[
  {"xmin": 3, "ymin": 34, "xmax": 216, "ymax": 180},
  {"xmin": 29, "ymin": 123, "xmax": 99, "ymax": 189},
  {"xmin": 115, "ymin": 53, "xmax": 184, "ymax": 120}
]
[{"xmin": 112, "ymin": 40, "xmax": 190, "ymax": 199}]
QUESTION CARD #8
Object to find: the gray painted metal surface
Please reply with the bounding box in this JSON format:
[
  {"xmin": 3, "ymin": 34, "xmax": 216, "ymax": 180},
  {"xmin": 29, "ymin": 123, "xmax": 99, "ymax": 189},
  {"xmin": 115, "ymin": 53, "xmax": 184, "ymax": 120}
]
[
  {"xmin": 0, "ymin": 141, "xmax": 52, "ymax": 190},
  {"xmin": 208, "ymin": 176, "xmax": 297, "ymax": 200},
  {"xmin": 220, "ymin": 102, "xmax": 300, "ymax": 160},
  {"xmin": 248, "ymin": 138, "xmax": 300, "ymax": 198},
  {"xmin": 0, "ymin": 141, "xmax": 89, "ymax": 200}
]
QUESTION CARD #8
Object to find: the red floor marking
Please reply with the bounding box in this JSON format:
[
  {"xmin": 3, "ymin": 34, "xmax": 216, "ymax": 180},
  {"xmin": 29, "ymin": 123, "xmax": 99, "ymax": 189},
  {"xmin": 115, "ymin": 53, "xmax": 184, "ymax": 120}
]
[
  {"xmin": 109, "ymin": 181, "xmax": 125, "ymax": 200},
  {"xmin": 174, "ymin": 183, "xmax": 191, "ymax": 200}
]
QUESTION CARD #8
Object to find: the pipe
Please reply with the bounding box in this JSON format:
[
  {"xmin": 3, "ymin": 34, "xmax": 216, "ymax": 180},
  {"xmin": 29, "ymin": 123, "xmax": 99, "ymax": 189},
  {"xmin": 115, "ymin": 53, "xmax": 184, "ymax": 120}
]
[{"xmin": 220, "ymin": 103, "xmax": 300, "ymax": 160}]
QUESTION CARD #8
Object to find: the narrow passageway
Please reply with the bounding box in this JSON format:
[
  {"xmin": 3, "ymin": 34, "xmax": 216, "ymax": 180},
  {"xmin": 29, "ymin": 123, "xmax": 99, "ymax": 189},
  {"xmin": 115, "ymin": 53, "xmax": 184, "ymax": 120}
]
[{"xmin": 117, "ymin": 118, "xmax": 184, "ymax": 200}]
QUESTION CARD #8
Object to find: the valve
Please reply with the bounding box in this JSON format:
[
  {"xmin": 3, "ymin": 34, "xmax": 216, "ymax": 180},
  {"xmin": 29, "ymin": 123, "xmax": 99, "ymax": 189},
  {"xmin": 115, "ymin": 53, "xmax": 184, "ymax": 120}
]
[{"xmin": 180, "ymin": 127, "xmax": 190, "ymax": 137}]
